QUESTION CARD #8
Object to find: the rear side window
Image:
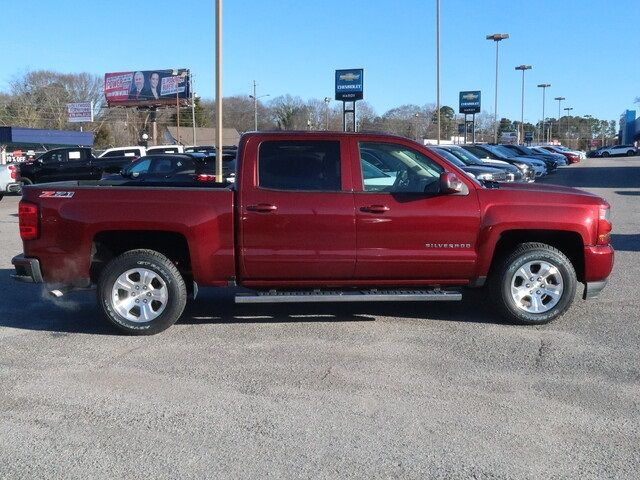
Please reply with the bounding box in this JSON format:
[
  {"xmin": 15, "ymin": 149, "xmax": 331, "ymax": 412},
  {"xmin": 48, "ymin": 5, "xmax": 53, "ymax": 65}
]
[{"xmin": 258, "ymin": 140, "xmax": 341, "ymax": 191}]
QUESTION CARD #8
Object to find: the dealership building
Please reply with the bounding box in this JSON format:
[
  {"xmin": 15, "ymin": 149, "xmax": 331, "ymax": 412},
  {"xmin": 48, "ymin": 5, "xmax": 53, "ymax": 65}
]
[
  {"xmin": 0, "ymin": 126, "xmax": 93, "ymax": 164},
  {"xmin": 620, "ymin": 110, "xmax": 640, "ymax": 145}
]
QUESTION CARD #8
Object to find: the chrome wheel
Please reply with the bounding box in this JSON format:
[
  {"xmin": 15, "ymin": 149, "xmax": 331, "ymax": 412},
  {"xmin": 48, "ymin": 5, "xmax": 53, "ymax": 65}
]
[
  {"xmin": 111, "ymin": 268, "xmax": 168, "ymax": 323},
  {"xmin": 510, "ymin": 260, "xmax": 564, "ymax": 314}
]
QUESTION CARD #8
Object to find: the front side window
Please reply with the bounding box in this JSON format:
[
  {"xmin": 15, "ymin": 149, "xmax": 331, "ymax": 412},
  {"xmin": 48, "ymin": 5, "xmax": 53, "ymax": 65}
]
[
  {"xmin": 128, "ymin": 159, "xmax": 152, "ymax": 175},
  {"xmin": 359, "ymin": 142, "xmax": 443, "ymax": 193},
  {"xmin": 259, "ymin": 140, "xmax": 341, "ymax": 191}
]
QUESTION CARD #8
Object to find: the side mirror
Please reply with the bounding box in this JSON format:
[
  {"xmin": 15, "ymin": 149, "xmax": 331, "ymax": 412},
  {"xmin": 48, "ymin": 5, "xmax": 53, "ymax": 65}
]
[
  {"xmin": 439, "ymin": 172, "xmax": 464, "ymax": 194},
  {"xmin": 131, "ymin": 171, "xmax": 140, "ymax": 178}
]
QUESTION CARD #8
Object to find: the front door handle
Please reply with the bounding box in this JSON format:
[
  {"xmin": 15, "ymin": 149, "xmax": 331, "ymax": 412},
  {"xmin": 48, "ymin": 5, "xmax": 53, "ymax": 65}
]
[
  {"xmin": 247, "ymin": 203, "xmax": 278, "ymax": 213},
  {"xmin": 361, "ymin": 205, "xmax": 390, "ymax": 214}
]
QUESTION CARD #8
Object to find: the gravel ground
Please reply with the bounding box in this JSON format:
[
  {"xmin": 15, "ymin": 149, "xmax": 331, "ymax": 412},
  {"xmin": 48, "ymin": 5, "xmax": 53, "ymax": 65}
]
[{"xmin": 0, "ymin": 156, "xmax": 638, "ymax": 479}]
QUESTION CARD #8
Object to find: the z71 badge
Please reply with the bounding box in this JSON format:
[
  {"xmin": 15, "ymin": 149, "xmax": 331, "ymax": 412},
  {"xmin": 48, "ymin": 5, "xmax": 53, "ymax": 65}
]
[{"xmin": 39, "ymin": 191, "xmax": 75, "ymax": 198}]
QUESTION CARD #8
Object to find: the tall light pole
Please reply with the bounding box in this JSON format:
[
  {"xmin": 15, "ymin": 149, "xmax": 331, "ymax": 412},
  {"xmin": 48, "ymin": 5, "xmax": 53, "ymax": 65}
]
[
  {"xmin": 436, "ymin": 0, "xmax": 440, "ymax": 144},
  {"xmin": 554, "ymin": 96, "xmax": 565, "ymax": 140},
  {"xmin": 191, "ymin": 74, "xmax": 197, "ymax": 146},
  {"xmin": 486, "ymin": 33, "xmax": 509, "ymax": 143},
  {"xmin": 324, "ymin": 97, "xmax": 331, "ymax": 130},
  {"xmin": 537, "ymin": 83, "xmax": 551, "ymax": 143},
  {"xmin": 215, "ymin": 0, "xmax": 223, "ymax": 182},
  {"xmin": 249, "ymin": 80, "xmax": 269, "ymax": 131},
  {"xmin": 515, "ymin": 65, "xmax": 532, "ymax": 143},
  {"xmin": 564, "ymin": 107, "xmax": 573, "ymax": 144}
]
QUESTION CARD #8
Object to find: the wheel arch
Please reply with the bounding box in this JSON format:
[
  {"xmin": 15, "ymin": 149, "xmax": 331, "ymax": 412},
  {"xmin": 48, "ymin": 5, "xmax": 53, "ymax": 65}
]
[
  {"xmin": 90, "ymin": 230, "xmax": 192, "ymax": 285},
  {"xmin": 487, "ymin": 229, "xmax": 585, "ymax": 282}
]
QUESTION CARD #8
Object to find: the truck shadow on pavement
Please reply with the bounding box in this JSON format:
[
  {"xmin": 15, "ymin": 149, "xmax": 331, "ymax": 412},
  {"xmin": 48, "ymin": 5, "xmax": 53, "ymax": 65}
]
[
  {"xmin": 0, "ymin": 269, "xmax": 504, "ymax": 335},
  {"xmin": 610, "ymin": 234, "xmax": 640, "ymax": 252},
  {"xmin": 540, "ymin": 166, "xmax": 640, "ymax": 189}
]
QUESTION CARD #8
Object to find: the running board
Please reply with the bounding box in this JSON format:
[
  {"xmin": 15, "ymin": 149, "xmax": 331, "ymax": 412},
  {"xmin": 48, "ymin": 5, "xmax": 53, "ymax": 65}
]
[{"xmin": 235, "ymin": 288, "xmax": 462, "ymax": 304}]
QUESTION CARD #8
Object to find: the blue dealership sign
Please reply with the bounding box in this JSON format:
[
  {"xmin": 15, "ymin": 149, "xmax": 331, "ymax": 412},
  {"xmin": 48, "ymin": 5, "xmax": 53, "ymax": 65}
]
[
  {"xmin": 459, "ymin": 91, "xmax": 481, "ymax": 114},
  {"xmin": 335, "ymin": 69, "xmax": 364, "ymax": 101}
]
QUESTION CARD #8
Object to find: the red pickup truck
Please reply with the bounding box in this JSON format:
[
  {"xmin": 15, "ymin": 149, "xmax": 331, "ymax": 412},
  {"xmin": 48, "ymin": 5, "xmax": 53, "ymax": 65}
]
[{"xmin": 12, "ymin": 132, "xmax": 614, "ymax": 335}]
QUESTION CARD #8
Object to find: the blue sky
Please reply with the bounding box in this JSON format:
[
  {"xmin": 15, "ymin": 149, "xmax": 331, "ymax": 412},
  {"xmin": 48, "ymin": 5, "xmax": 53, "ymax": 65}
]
[{"xmin": 3, "ymin": 0, "xmax": 638, "ymax": 122}]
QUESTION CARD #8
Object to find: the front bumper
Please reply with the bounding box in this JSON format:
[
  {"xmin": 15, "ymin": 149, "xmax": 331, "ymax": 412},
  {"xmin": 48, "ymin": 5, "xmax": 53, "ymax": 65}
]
[
  {"xmin": 583, "ymin": 280, "xmax": 608, "ymax": 299},
  {"xmin": 581, "ymin": 245, "xmax": 614, "ymax": 299},
  {"xmin": 11, "ymin": 255, "xmax": 43, "ymax": 283}
]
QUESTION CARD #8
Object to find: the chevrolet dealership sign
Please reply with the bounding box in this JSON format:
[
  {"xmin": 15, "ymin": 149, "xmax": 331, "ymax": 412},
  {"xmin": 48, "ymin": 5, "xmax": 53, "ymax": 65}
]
[
  {"xmin": 335, "ymin": 69, "xmax": 364, "ymax": 101},
  {"xmin": 459, "ymin": 91, "xmax": 481, "ymax": 114}
]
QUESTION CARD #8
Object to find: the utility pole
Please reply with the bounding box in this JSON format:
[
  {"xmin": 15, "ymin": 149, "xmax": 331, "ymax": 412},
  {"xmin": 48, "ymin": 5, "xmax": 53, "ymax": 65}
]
[
  {"xmin": 515, "ymin": 65, "xmax": 532, "ymax": 143},
  {"xmin": 487, "ymin": 33, "xmax": 509, "ymax": 143},
  {"xmin": 564, "ymin": 107, "xmax": 573, "ymax": 146},
  {"xmin": 249, "ymin": 80, "xmax": 269, "ymax": 131}
]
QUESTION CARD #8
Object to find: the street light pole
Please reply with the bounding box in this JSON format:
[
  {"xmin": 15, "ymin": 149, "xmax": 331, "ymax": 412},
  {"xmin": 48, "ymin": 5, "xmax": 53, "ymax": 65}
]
[
  {"xmin": 486, "ymin": 33, "xmax": 509, "ymax": 143},
  {"xmin": 249, "ymin": 80, "xmax": 270, "ymax": 131},
  {"xmin": 324, "ymin": 97, "xmax": 331, "ymax": 130},
  {"xmin": 537, "ymin": 83, "xmax": 551, "ymax": 142},
  {"xmin": 564, "ymin": 107, "xmax": 573, "ymax": 145},
  {"xmin": 191, "ymin": 73, "xmax": 197, "ymax": 146},
  {"xmin": 215, "ymin": 0, "xmax": 223, "ymax": 182},
  {"xmin": 515, "ymin": 65, "xmax": 532, "ymax": 143},
  {"xmin": 554, "ymin": 96, "xmax": 565, "ymax": 140},
  {"xmin": 436, "ymin": 0, "xmax": 440, "ymax": 144}
]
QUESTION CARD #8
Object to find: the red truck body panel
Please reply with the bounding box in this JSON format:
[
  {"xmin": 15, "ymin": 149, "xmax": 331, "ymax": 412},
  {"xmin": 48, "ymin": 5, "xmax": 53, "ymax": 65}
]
[
  {"xmin": 18, "ymin": 131, "xmax": 614, "ymax": 290},
  {"xmin": 21, "ymin": 187, "xmax": 235, "ymax": 286}
]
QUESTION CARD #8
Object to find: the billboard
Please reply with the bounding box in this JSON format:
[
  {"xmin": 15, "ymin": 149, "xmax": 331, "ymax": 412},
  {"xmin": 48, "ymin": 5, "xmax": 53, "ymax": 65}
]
[
  {"xmin": 335, "ymin": 69, "xmax": 364, "ymax": 101},
  {"xmin": 104, "ymin": 69, "xmax": 190, "ymax": 107},
  {"xmin": 67, "ymin": 102, "xmax": 93, "ymax": 123},
  {"xmin": 459, "ymin": 91, "xmax": 481, "ymax": 114}
]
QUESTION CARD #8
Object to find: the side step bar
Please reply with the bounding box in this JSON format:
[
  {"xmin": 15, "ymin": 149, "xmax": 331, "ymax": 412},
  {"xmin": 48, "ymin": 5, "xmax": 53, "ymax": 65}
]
[{"xmin": 235, "ymin": 288, "xmax": 462, "ymax": 304}]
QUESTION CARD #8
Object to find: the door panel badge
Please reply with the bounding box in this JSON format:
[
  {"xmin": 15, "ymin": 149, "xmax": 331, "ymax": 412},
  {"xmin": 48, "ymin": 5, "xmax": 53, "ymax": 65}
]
[{"xmin": 39, "ymin": 191, "xmax": 75, "ymax": 198}]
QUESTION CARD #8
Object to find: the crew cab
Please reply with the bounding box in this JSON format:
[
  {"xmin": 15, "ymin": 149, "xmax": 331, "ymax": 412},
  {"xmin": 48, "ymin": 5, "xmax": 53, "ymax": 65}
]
[
  {"xmin": 12, "ymin": 132, "xmax": 614, "ymax": 335},
  {"xmin": 17, "ymin": 147, "xmax": 134, "ymax": 185}
]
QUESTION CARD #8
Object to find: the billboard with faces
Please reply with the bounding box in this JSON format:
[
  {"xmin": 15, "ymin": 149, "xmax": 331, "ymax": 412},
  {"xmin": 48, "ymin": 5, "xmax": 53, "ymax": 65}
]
[{"xmin": 104, "ymin": 69, "xmax": 191, "ymax": 107}]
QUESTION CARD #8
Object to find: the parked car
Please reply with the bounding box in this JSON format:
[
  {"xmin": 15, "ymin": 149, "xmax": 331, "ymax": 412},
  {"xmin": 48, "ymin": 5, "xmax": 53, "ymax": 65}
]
[
  {"xmin": 501, "ymin": 144, "xmax": 567, "ymax": 168},
  {"xmin": 146, "ymin": 145, "xmax": 184, "ymax": 155},
  {"xmin": 101, "ymin": 153, "xmax": 237, "ymax": 185},
  {"xmin": 428, "ymin": 147, "xmax": 511, "ymax": 182},
  {"xmin": 598, "ymin": 145, "xmax": 637, "ymax": 157},
  {"xmin": 436, "ymin": 145, "xmax": 525, "ymax": 182},
  {"xmin": 539, "ymin": 145, "xmax": 582, "ymax": 163},
  {"xmin": 99, "ymin": 146, "xmax": 146, "ymax": 158},
  {"xmin": 17, "ymin": 147, "xmax": 135, "ymax": 185},
  {"xmin": 0, "ymin": 163, "xmax": 21, "ymax": 199},
  {"xmin": 461, "ymin": 144, "xmax": 538, "ymax": 181},
  {"xmin": 530, "ymin": 145, "xmax": 570, "ymax": 164},
  {"xmin": 485, "ymin": 144, "xmax": 550, "ymax": 175},
  {"xmin": 13, "ymin": 131, "xmax": 613, "ymax": 335}
]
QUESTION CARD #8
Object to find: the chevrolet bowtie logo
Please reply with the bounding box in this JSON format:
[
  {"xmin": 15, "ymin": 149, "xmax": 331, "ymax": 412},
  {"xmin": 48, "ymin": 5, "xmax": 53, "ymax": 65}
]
[
  {"xmin": 462, "ymin": 93, "xmax": 478, "ymax": 101},
  {"xmin": 339, "ymin": 73, "xmax": 360, "ymax": 82}
]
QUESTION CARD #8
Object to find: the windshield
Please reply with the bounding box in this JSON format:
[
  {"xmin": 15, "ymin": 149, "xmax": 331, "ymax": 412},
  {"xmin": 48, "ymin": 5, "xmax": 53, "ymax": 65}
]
[
  {"xmin": 481, "ymin": 145, "xmax": 509, "ymax": 159},
  {"xmin": 433, "ymin": 148, "xmax": 465, "ymax": 168},
  {"xmin": 445, "ymin": 146, "xmax": 484, "ymax": 165},
  {"xmin": 491, "ymin": 145, "xmax": 519, "ymax": 158}
]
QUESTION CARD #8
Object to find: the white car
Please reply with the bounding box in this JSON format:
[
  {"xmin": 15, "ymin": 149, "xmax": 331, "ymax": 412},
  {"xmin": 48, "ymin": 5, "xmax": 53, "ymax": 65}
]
[
  {"xmin": 98, "ymin": 146, "xmax": 147, "ymax": 158},
  {"xmin": 599, "ymin": 145, "xmax": 637, "ymax": 157},
  {"xmin": 0, "ymin": 163, "xmax": 21, "ymax": 199},
  {"xmin": 146, "ymin": 145, "xmax": 184, "ymax": 154}
]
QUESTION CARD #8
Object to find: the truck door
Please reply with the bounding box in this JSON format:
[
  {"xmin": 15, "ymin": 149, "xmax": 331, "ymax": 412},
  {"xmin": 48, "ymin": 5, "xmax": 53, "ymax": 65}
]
[
  {"xmin": 62, "ymin": 149, "xmax": 95, "ymax": 180},
  {"xmin": 239, "ymin": 137, "xmax": 356, "ymax": 281},
  {"xmin": 351, "ymin": 139, "xmax": 481, "ymax": 281}
]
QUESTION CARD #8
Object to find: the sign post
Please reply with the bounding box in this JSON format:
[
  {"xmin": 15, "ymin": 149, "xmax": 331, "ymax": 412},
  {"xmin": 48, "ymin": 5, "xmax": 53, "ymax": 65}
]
[
  {"xmin": 459, "ymin": 91, "xmax": 481, "ymax": 144},
  {"xmin": 335, "ymin": 69, "xmax": 364, "ymax": 132}
]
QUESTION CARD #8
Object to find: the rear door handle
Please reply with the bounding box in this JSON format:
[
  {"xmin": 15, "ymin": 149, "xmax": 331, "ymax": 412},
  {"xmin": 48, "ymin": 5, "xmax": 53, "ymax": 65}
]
[
  {"xmin": 246, "ymin": 203, "xmax": 278, "ymax": 213},
  {"xmin": 361, "ymin": 205, "xmax": 390, "ymax": 213}
]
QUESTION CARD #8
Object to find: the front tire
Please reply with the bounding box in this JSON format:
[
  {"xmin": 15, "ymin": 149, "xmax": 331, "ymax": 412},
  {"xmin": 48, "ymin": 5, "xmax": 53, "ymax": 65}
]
[
  {"xmin": 98, "ymin": 249, "xmax": 187, "ymax": 335},
  {"xmin": 601, "ymin": 151, "xmax": 610, "ymax": 157},
  {"xmin": 489, "ymin": 242, "xmax": 577, "ymax": 325},
  {"xmin": 628, "ymin": 150, "xmax": 636, "ymax": 157}
]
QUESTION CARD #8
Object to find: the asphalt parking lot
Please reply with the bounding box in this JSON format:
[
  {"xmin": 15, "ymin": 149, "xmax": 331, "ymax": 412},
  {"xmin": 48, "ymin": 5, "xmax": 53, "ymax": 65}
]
[{"xmin": 0, "ymin": 157, "xmax": 638, "ymax": 479}]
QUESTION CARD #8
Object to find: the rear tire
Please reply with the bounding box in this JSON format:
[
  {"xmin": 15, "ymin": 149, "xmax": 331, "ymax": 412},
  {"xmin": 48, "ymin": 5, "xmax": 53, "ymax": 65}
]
[
  {"xmin": 98, "ymin": 249, "xmax": 187, "ymax": 335},
  {"xmin": 628, "ymin": 150, "xmax": 636, "ymax": 157},
  {"xmin": 489, "ymin": 242, "xmax": 577, "ymax": 325}
]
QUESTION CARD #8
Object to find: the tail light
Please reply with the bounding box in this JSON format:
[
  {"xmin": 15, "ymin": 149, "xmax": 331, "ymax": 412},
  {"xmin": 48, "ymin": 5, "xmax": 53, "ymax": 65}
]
[
  {"xmin": 19, "ymin": 201, "xmax": 39, "ymax": 240},
  {"xmin": 196, "ymin": 174, "xmax": 217, "ymax": 182},
  {"xmin": 8, "ymin": 164, "xmax": 16, "ymax": 180},
  {"xmin": 596, "ymin": 204, "xmax": 612, "ymax": 245}
]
